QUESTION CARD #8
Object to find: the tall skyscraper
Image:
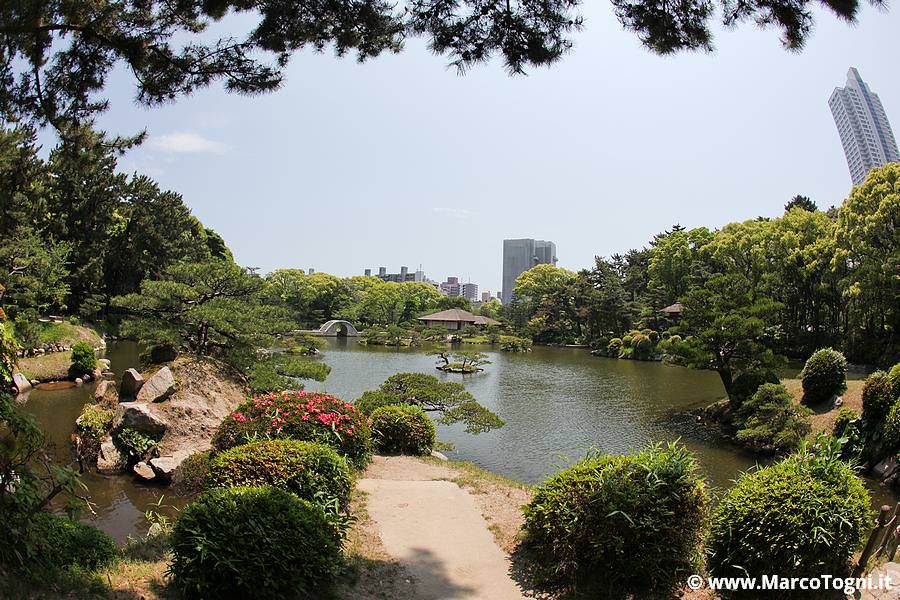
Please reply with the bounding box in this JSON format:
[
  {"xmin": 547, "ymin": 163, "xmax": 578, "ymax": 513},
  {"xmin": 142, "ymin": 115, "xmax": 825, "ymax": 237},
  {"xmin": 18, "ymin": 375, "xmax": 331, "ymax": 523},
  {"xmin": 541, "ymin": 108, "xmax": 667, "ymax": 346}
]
[
  {"xmin": 501, "ymin": 239, "xmax": 557, "ymax": 304},
  {"xmin": 829, "ymin": 68, "xmax": 899, "ymax": 186}
]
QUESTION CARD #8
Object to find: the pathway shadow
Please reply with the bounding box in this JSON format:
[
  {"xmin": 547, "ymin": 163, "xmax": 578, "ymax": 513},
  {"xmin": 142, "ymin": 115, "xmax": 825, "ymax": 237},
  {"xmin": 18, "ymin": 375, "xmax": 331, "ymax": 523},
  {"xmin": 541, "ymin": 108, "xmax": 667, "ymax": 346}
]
[{"xmin": 340, "ymin": 546, "xmax": 478, "ymax": 600}]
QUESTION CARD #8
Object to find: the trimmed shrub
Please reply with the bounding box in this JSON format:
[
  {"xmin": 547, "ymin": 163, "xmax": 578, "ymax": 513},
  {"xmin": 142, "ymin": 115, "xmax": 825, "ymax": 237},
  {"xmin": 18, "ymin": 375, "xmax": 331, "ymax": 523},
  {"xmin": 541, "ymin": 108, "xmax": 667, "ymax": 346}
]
[
  {"xmin": 370, "ymin": 405, "xmax": 436, "ymax": 455},
  {"xmin": 26, "ymin": 513, "xmax": 118, "ymax": 572},
  {"xmin": 799, "ymin": 348, "xmax": 847, "ymax": 405},
  {"xmin": 730, "ymin": 369, "xmax": 780, "ymax": 405},
  {"xmin": 647, "ymin": 330, "xmax": 660, "ymax": 343},
  {"xmin": 206, "ymin": 440, "xmax": 352, "ymax": 508},
  {"xmin": 734, "ymin": 383, "xmax": 811, "ymax": 452},
  {"xmin": 521, "ymin": 442, "xmax": 708, "ymax": 596},
  {"xmin": 621, "ymin": 334, "xmax": 634, "ymax": 348},
  {"xmin": 888, "ymin": 363, "xmax": 900, "ymax": 401},
  {"xmin": 70, "ymin": 341, "xmax": 97, "ymax": 375},
  {"xmin": 169, "ymin": 486, "xmax": 340, "ymax": 599},
  {"xmin": 883, "ymin": 401, "xmax": 900, "ymax": 449},
  {"xmin": 862, "ymin": 370, "xmax": 894, "ymax": 426},
  {"xmin": 707, "ymin": 445, "xmax": 872, "ymax": 587},
  {"xmin": 171, "ymin": 450, "xmax": 212, "ymax": 496},
  {"xmin": 212, "ymin": 391, "xmax": 371, "ymax": 468}
]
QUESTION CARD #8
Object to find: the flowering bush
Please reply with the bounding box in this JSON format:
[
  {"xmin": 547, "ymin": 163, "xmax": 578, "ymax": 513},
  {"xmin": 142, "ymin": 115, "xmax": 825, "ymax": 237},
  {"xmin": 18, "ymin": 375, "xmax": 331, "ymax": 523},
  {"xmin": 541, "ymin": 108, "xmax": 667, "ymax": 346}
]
[{"xmin": 212, "ymin": 391, "xmax": 371, "ymax": 468}]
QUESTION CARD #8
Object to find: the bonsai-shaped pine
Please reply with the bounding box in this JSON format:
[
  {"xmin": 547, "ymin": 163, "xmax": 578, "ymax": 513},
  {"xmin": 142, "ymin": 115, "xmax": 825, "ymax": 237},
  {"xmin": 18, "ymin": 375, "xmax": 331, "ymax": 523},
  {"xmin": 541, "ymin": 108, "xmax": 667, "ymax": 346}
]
[
  {"xmin": 355, "ymin": 372, "xmax": 503, "ymax": 434},
  {"xmin": 428, "ymin": 348, "xmax": 491, "ymax": 373}
]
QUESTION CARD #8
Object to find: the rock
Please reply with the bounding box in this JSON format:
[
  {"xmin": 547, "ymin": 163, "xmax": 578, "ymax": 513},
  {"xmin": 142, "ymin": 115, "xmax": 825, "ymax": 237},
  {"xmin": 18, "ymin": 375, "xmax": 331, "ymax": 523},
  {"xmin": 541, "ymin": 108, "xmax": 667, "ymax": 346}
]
[
  {"xmin": 98, "ymin": 358, "xmax": 111, "ymax": 369},
  {"xmin": 74, "ymin": 377, "xmax": 83, "ymax": 386},
  {"xmin": 120, "ymin": 368, "xmax": 144, "ymax": 397},
  {"xmin": 873, "ymin": 456, "xmax": 898, "ymax": 480},
  {"xmin": 149, "ymin": 453, "xmax": 190, "ymax": 482},
  {"xmin": 97, "ymin": 437, "xmax": 125, "ymax": 474},
  {"xmin": 133, "ymin": 461, "xmax": 156, "ymax": 481},
  {"xmin": 94, "ymin": 380, "xmax": 119, "ymax": 405},
  {"xmin": 430, "ymin": 450, "xmax": 449, "ymax": 461},
  {"xmin": 30, "ymin": 379, "xmax": 39, "ymax": 387},
  {"xmin": 112, "ymin": 402, "xmax": 168, "ymax": 439},
  {"xmin": 12, "ymin": 373, "xmax": 31, "ymax": 394},
  {"xmin": 136, "ymin": 367, "xmax": 176, "ymax": 403}
]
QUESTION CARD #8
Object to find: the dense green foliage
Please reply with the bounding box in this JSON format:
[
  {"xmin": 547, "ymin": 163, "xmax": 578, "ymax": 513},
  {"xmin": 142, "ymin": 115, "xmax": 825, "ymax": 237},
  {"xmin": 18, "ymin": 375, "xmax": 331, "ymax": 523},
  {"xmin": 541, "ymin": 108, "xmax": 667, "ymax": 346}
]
[
  {"xmin": 521, "ymin": 442, "xmax": 708, "ymax": 596},
  {"xmin": 890, "ymin": 363, "xmax": 900, "ymax": 400},
  {"xmin": 370, "ymin": 404, "xmax": 436, "ymax": 455},
  {"xmin": 212, "ymin": 392, "xmax": 372, "ymax": 468},
  {"xmin": 172, "ymin": 451, "xmax": 213, "ymax": 497},
  {"xmin": 799, "ymin": 348, "xmax": 847, "ymax": 405},
  {"xmin": 882, "ymin": 402, "xmax": 900, "ymax": 449},
  {"xmin": 77, "ymin": 404, "xmax": 115, "ymax": 451},
  {"xmin": 502, "ymin": 169, "xmax": 900, "ymax": 374},
  {"xmin": 707, "ymin": 442, "xmax": 872, "ymax": 587},
  {"xmin": 0, "ymin": 394, "xmax": 92, "ymax": 574},
  {"xmin": 862, "ymin": 370, "xmax": 895, "ymax": 427},
  {"xmin": 248, "ymin": 354, "xmax": 331, "ymax": 394},
  {"xmin": 20, "ymin": 513, "xmax": 118, "ymax": 574},
  {"xmin": 733, "ymin": 383, "xmax": 811, "ymax": 452},
  {"xmin": 114, "ymin": 261, "xmax": 290, "ymax": 371},
  {"xmin": 113, "ymin": 427, "xmax": 160, "ymax": 466},
  {"xmin": 355, "ymin": 372, "xmax": 503, "ymax": 434},
  {"xmin": 69, "ymin": 341, "xmax": 97, "ymax": 375},
  {"xmin": 206, "ymin": 440, "xmax": 352, "ymax": 509},
  {"xmin": 169, "ymin": 486, "xmax": 340, "ymax": 599},
  {"xmin": 0, "ymin": 126, "xmax": 230, "ymax": 321}
]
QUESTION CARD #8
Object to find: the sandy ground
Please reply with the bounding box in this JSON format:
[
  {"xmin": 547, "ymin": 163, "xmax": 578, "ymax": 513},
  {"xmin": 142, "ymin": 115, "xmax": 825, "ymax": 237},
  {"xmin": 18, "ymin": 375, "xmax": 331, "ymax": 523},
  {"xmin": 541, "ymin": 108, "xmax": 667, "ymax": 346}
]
[
  {"xmin": 781, "ymin": 378, "xmax": 865, "ymax": 434},
  {"xmin": 347, "ymin": 456, "xmax": 527, "ymax": 600}
]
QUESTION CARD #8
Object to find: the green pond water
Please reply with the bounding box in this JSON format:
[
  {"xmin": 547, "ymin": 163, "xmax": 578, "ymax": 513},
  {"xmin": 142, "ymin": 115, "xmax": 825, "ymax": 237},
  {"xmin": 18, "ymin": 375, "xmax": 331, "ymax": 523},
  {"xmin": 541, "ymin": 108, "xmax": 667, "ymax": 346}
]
[{"xmin": 17, "ymin": 339, "xmax": 897, "ymax": 542}]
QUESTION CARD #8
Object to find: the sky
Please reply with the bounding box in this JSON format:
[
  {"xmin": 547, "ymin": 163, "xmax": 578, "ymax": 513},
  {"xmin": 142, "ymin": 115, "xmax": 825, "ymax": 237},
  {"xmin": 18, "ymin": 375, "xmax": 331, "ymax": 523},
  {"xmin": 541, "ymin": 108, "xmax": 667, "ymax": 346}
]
[{"xmin": 81, "ymin": 2, "xmax": 900, "ymax": 295}]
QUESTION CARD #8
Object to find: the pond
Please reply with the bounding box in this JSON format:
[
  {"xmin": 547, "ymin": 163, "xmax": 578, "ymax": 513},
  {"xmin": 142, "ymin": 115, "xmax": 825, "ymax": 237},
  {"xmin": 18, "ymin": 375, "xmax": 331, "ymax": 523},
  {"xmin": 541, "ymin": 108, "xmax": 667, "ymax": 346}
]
[{"xmin": 17, "ymin": 339, "xmax": 897, "ymax": 542}]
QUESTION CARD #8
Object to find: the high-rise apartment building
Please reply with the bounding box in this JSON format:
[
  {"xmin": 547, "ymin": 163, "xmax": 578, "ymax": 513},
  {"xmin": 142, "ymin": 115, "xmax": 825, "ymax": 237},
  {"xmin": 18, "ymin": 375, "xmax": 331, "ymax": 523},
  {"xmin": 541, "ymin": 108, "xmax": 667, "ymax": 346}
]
[
  {"xmin": 440, "ymin": 277, "xmax": 461, "ymax": 297},
  {"xmin": 501, "ymin": 239, "xmax": 557, "ymax": 304},
  {"xmin": 461, "ymin": 282, "xmax": 479, "ymax": 302},
  {"xmin": 829, "ymin": 68, "xmax": 899, "ymax": 186}
]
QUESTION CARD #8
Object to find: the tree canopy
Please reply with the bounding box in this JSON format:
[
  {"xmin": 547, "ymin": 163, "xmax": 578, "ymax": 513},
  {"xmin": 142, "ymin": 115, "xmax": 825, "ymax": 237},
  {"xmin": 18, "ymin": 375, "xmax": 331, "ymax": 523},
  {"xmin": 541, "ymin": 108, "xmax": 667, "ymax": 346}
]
[{"xmin": 1, "ymin": 0, "xmax": 876, "ymax": 138}]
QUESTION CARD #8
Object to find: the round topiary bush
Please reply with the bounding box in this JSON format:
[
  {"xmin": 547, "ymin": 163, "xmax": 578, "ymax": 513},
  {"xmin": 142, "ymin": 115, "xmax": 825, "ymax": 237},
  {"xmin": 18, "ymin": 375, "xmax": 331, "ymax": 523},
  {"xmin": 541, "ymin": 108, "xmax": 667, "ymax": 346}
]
[
  {"xmin": 521, "ymin": 442, "xmax": 708, "ymax": 596},
  {"xmin": 370, "ymin": 404, "xmax": 436, "ymax": 455},
  {"xmin": 669, "ymin": 334, "xmax": 682, "ymax": 343},
  {"xmin": 707, "ymin": 446, "xmax": 872, "ymax": 586},
  {"xmin": 206, "ymin": 439, "xmax": 352, "ymax": 508},
  {"xmin": 799, "ymin": 348, "xmax": 848, "ymax": 405},
  {"xmin": 70, "ymin": 341, "xmax": 97, "ymax": 375},
  {"xmin": 730, "ymin": 369, "xmax": 780, "ymax": 405},
  {"xmin": 606, "ymin": 338, "xmax": 623, "ymax": 357},
  {"xmin": 882, "ymin": 401, "xmax": 900, "ymax": 449},
  {"xmin": 172, "ymin": 450, "xmax": 212, "ymax": 496},
  {"xmin": 621, "ymin": 335, "xmax": 634, "ymax": 348},
  {"xmin": 889, "ymin": 363, "xmax": 900, "ymax": 400},
  {"xmin": 169, "ymin": 486, "xmax": 341, "ymax": 599},
  {"xmin": 862, "ymin": 370, "xmax": 894, "ymax": 427},
  {"xmin": 212, "ymin": 391, "xmax": 371, "ymax": 468}
]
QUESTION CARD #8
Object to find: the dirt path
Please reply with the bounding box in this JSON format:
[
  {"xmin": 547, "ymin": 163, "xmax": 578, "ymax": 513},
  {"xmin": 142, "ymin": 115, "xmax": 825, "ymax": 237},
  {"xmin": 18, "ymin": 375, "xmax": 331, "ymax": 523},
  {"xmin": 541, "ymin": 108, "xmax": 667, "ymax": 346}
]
[{"xmin": 357, "ymin": 456, "xmax": 528, "ymax": 600}]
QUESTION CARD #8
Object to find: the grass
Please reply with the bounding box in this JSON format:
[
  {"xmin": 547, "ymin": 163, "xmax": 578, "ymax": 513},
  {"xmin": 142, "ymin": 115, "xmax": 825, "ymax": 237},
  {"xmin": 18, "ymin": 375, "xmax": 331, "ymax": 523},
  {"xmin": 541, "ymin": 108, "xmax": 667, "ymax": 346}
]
[
  {"xmin": 17, "ymin": 351, "xmax": 73, "ymax": 381},
  {"xmin": 781, "ymin": 378, "xmax": 865, "ymax": 435}
]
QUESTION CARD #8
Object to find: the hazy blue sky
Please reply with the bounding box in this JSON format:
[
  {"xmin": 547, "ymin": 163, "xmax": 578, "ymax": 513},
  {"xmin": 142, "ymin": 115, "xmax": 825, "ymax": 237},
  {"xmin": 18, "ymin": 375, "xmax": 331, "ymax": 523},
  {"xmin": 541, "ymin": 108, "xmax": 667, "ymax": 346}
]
[{"xmin": 87, "ymin": 3, "xmax": 899, "ymax": 295}]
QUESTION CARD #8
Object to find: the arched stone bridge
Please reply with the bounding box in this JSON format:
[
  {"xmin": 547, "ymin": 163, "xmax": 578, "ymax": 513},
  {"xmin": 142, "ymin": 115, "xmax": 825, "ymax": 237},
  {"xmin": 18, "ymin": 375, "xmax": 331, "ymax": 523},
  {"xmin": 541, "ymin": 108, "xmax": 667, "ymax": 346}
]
[{"xmin": 317, "ymin": 320, "xmax": 360, "ymax": 337}]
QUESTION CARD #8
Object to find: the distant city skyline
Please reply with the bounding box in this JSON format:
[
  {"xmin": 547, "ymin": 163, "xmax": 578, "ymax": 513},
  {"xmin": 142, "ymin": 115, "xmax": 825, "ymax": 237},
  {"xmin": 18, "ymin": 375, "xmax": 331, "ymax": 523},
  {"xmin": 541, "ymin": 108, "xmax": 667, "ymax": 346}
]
[
  {"xmin": 829, "ymin": 67, "xmax": 899, "ymax": 185},
  {"xmin": 86, "ymin": 3, "xmax": 899, "ymax": 294}
]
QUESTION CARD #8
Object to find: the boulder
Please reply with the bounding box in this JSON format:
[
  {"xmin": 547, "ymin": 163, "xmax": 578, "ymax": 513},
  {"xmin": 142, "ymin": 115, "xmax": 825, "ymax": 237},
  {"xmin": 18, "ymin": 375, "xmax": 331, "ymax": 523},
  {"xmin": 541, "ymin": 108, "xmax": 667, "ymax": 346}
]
[
  {"xmin": 874, "ymin": 456, "xmax": 899, "ymax": 481},
  {"xmin": 12, "ymin": 373, "xmax": 32, "ymax": 394},
  {"xmin": 98, "ymin": 358, "xmax": 111, "ymax": 369},
  {"xmin": 136, "ymin": 367, "xmax": 176, "ymax": 403},
  {"xmin": 149, "ymin": 452, "xmax": 191, "ymax": 482},
  {"xmin": 94, "ymin": 380, "xmax": 118, "ymax": 405},
  {"xmin": 112, "ymin": 402, "xmax": 168, "ymax": 439},
  {"xmin": 74, "ymin": 377, "xmax": 83, "ymax": 386},
  {"xmin": 133, "ymin": 461, "xmax": 156, "ymax": 481},
  {"xmin": 97, "ymin": 437, "xmax": 125, "ymax": 474},
  {"xmin": 120, "ymin": 369, "xmax": 144, "ymax": 397}
]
